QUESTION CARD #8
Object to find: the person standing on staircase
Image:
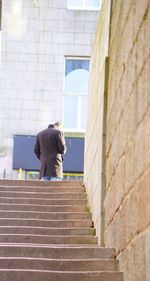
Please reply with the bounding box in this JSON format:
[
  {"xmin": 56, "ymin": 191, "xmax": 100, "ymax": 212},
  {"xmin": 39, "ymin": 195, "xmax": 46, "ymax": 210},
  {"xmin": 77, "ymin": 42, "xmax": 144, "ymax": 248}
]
[{"xmin": 34, "ymin": 122, "xmax": 67, "ymax": 181}]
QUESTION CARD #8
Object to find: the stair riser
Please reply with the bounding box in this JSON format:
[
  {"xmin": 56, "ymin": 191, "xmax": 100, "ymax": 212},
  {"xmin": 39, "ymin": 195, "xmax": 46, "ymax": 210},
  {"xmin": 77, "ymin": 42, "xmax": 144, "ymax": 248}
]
[
  {"xmin": 0, "ymin": 227, "xmax": 95, "ymax": 236},
  {"xmin": 0, "ymin": 192, "xmax": 87, "ymax": 200},
  {"xmin": 0, "ymin": 219, "xmax": 92, "ymax": 228},
  {"xmin": 0, "ymin": 198, "xmax": 87, "ymax": 205},
  {"xmin": 0, "ymin": 187, "xmax": 84, "ymax": 193},
  {"xmin": 0, "ymin": 258, "xmax": 118, "ymax": 271},
  {"xmin": 0, "ymin": 246, "xmax": 115, "ymax": 259},
  {"xmin": 0, "ymin": 211, "xmax": 91, "ymax": 220},
  {"xmin": 0, "ymin": 180, "xmax": 82, "ymax": 187},
  {"xmin": 0, "ymin": 204, "xmax": 87, "ymax": 212},
  {"xmin": 0, "ymin": 235, "xmax": 98, "ymax": 244},
  {"xmin": 0, "ymin": 271, "xmax": 124, "ymax": 281}
]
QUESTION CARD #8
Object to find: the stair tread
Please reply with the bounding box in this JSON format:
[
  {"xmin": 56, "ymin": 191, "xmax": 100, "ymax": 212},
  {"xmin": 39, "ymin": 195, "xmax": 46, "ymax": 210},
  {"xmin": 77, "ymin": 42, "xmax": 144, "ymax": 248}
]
[
  {"xmin": 0, "ymin": 269, "xmax": 124, "ymax": 279},
  {"xmin": 0, "ymin": 187, "xmax": 86, "ymax": 196},
  {"xmin": 0, "ymin": 197, "xmax": 87, "ymax": 200},
  {"xmin": 0, "ymin": 191, "xmax": 87, "ymax": 200},
  {"xmin": 0, "ymin": 203, "xmax": 86, "ymax": 206},
  {"xmin": 0, "ymin": 226, "xmax": 95, "ymax": 234},
  {"xmin": 0, "ymin": 212, "xmax": 91, "ymax": 220},
  {"xmin": 0, "ymin": 225, "xmax": 93, "ymax": 230},
  {"xmin": 0, "ymin": 218, "xmax": 92, "ymax": 222},
  {"xmin": 0, "ymin": 243, "xmax": 115, "ymax": 259},
  {"xmin": 0, "ymin": 234, "xmax": 96, "ymax": 237},
  {"xmin": 0, "ymin": 256, "xmax": 118, "ymax": 271},
  {"xmin": 0, "ymin": 186, "xmax": 83, "ymax": 190},
  {"xmin": 0, "ymin": 210, "xmax": 91, "ymax": 214},
  {"xmin": 0, "ymin": 243, "xmax": 115, "ymax": 249},
  {"xmin": 0, "ymin": 197, "xmax": 87, "ymax": 205},
  {"xmin": 0, "ymin": 271, "xmax": 124, "ymax": 281},
  {"xmin": 0, "ymin": 269, "xmax": 122, "ymax": 273},
  {"xmin": 0, "ymin": 257, "xmax": 116, "ymax": 261},
  {"xmin": 0, "ymin": 204, "xmax": 87, "ymax": 212},
  {"xmin": 0, "ymin": 218, "xmax": 93, "ymax": 227}
]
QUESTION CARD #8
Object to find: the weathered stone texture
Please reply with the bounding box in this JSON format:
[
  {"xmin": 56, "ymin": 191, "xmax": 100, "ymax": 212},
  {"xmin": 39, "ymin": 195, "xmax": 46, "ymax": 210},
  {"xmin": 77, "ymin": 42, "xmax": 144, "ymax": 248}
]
[
  {"xmin": 105, "ymin": 0, "xmax": 150, "ymax": 281},
  {"xmin": 84, "ymin": 0, "xmax": 149, "ymax": 279},
  {"xmin": 118, "ymin": 227, "xmax": 150, "ymax": 281},
  {"xmin": 84, "ymin": 0, "xmax": 111, "ymax": 244}
]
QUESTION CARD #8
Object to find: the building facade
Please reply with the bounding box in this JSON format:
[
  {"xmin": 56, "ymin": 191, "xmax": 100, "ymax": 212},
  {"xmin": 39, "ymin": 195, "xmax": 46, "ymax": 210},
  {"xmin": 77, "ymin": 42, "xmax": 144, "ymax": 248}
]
[
  {"xmin": 84, "ymin": 0, "xmax": 150, "ymax": 281},
  {"xmin": 0, "ymin": 0, "xmax": 100, "ymax": 179}
]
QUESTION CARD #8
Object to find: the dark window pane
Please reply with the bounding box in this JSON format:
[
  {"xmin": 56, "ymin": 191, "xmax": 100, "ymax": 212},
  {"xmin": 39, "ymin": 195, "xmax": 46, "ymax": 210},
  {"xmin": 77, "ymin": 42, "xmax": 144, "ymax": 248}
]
[{"xmin": 65, "ymin": 59, "xmax": 89, "ymax": 76}]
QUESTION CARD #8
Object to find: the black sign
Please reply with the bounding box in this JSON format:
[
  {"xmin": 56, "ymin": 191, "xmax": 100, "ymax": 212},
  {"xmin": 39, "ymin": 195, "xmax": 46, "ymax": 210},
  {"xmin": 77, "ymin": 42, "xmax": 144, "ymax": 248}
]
[{"xmin": 13, "ymin": 135, "xmax": 84, "ymax": 173}]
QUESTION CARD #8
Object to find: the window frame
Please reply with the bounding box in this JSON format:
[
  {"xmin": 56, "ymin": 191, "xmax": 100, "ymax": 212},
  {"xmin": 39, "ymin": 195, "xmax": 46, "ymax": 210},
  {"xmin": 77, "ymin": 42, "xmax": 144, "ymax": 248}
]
[{"xmin": 63, "ymin": 56, "xmax": 90, "ymax": 133}]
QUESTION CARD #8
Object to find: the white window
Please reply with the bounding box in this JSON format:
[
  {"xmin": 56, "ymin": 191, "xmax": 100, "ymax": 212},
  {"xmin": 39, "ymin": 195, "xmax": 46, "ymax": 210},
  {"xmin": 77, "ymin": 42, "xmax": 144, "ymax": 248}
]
[
  {"xmin": 63, "ymin": 57, "xmax": 90, "ymax": 132},
  {"xmin": 67, "ymin": 0, "xmax": 101, "ymax": 10}
]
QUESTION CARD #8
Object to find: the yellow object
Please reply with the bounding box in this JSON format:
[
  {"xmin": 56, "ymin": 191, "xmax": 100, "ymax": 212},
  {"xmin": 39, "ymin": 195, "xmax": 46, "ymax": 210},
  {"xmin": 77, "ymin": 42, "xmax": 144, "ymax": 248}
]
[
  {"xmin": 63, "ymin": 173, "xmax": 83, "ymax": 177},
  {"xmin": 18, "ymin": 168, "xmax": 22, "ymax": 180}
]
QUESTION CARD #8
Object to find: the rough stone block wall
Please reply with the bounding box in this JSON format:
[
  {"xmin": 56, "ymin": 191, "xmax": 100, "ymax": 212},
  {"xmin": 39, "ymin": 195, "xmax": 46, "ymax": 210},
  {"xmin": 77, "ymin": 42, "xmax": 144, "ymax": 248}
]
[
  {"xmin": 105, "ymin": 1, "xmax": 150, "ymax": 280},
  {"xmin": 84, "ymin": 0, "xmax": 111, "ymax": 244}
]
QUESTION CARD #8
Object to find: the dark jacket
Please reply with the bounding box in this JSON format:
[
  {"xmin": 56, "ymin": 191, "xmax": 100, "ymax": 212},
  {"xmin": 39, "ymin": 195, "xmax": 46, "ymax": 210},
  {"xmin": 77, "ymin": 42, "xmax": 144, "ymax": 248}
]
[{"xmin": 34, "ymin": 127, "xmax": 67, "ymax": 178}]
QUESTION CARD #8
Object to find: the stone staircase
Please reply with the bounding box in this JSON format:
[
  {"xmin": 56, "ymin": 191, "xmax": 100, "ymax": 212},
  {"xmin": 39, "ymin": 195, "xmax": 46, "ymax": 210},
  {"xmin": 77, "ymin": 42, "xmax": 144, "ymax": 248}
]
[{"xmin": 0, "ymin": 179, "xmax": 124, "ymax": 281}]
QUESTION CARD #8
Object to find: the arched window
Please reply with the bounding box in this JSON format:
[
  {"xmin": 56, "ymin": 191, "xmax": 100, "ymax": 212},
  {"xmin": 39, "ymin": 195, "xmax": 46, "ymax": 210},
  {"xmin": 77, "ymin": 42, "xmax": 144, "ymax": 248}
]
[{"xmin": 63, "ymin": 58, "xmax": 90, "ymax": 131}]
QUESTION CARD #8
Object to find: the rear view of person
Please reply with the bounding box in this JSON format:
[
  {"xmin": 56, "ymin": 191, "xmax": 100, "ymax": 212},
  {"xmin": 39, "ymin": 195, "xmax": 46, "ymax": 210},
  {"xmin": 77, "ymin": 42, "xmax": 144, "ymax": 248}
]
[{"xmin": 34, "ymin": 122, "xmax": 67, "ymax": 181}]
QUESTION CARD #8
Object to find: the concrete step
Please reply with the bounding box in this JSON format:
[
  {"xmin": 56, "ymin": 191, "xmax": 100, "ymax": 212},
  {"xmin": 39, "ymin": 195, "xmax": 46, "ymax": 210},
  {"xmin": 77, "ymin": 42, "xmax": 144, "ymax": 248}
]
[
  {"xmin": 0, "ymin": 226, "xmax": 95, "ymax": 236},
  {"xmin": 0, "ymin": 186, "xmax": 84, "ymax": 193},
  {"xmin": 0, "ymin": 218, "xmax": 93, "ymax": 228},
  {"xmin": 0, "ymin": 257, "xmax": 118, "ymax": 271},
  {"xmin": 0, "ymin": 244, "xmax": 115, "ymax": 259},
  {"xmin": 0, "ymin": 203, "xmax": 87, "ymax": 212},
  {"xmin": 0, "ymin": 180, "xmax": 82, "ymax": 188},
  {"xmin": 0, "ymin": 197, "xmax": 87, "ymax": 205},
  {"xmin": 0, "ymin": 191, "xmax": 87, "ymax": 199},
  {"xmin": 0, "ymin": 210, "xmax": 92, "ymax": 220},
  {"xmin": 0, "ymin": 234, "xmax": 98, "ymax": 244},
  {"xmin": 0, "ymin": 270, "xmax": 124, "ymax": 281}
]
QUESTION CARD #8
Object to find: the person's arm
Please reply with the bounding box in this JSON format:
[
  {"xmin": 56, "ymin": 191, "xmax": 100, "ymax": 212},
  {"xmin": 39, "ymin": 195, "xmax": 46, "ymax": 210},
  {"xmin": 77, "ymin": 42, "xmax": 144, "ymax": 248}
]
[
  {"xmin": 34, "ymin": 135, "xmax": 40, "ymax": 159},
  {"xmin": 56, "ymin": 131, "xmax": 67, "ymax": 154}
]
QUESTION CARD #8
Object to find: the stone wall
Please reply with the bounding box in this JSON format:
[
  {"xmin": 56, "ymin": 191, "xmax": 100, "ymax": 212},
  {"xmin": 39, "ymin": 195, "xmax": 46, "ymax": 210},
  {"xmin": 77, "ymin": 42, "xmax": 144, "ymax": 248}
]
[
  {"xmin": 84, "ymin": 0, "xmax": 150, "ymax": 280},
  {"xmin": 84, "ymin": 0, "xmax": 111, "ymax": 244},
  {"xmin": 105, "ymin": 1, "xmax": 150, "ymax": 281}
]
